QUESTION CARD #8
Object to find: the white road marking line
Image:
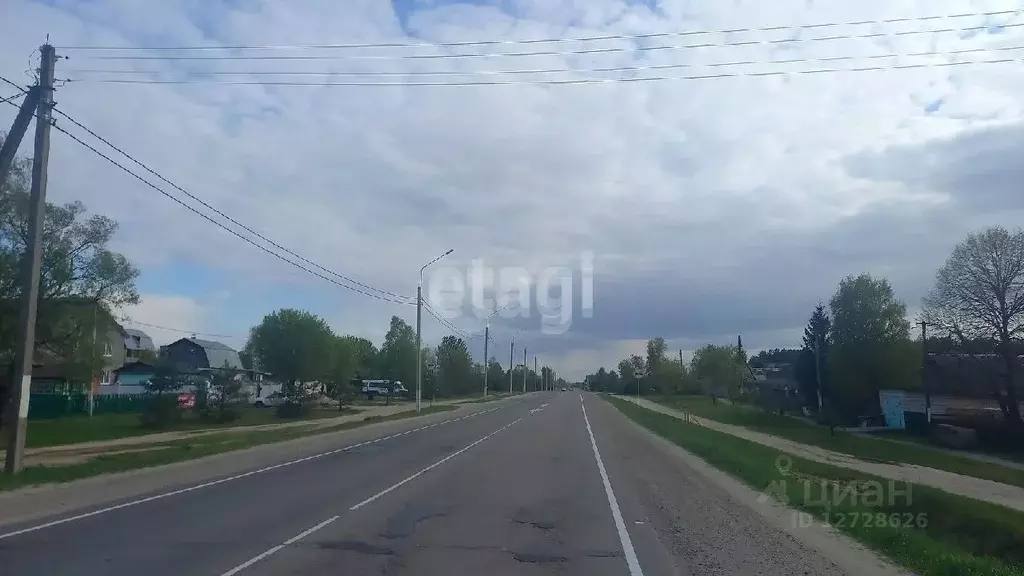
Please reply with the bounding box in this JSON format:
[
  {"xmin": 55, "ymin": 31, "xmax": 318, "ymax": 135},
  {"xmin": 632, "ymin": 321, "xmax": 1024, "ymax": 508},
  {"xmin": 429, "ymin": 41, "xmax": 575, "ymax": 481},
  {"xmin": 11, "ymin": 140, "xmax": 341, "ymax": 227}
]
[
  {"xmin": 580, "ymin": 393, "xmax": 645, "ymax": 576},
  {"xmin": 0, "ymin": 405, "xmax": 505, "ymax": 541},
  {"xmin": 219, "ymin": 515, "xmax": 340, "ymax": 576},
  {"xmin": 350, "ymin": 416, "xmax": 522, "ymax": 511},
  {"xmin": 217, "ymin": 415, "xmax": 526, "ymax": 575}
]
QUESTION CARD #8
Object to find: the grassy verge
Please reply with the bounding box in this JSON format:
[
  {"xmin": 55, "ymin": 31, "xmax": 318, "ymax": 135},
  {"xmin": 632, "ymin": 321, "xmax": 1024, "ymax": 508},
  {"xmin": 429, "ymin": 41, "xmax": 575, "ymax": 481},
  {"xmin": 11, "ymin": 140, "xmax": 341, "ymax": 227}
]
[
  {"xmin": 0, "ymin": 405, "xmax": 457, "ymax": 492},
  {"xmin": 607, "ymin": 396, "xmax": 1024, "ymax": 576},
  {"xmin": 9, "ymin": 406, "xmax": 362, "ymax": 449},
  {"xmin": 654, "ymin": 395, "xmax": 1024, "ymax": 489}
]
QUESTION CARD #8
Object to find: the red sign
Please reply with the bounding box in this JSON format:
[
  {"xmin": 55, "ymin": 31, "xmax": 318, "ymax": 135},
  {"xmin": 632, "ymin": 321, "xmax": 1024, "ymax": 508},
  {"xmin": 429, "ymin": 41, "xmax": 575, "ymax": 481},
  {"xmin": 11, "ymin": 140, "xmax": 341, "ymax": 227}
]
[{"xmin": 177, "ymin": 393, "xmax": 195, "ymax": 408}]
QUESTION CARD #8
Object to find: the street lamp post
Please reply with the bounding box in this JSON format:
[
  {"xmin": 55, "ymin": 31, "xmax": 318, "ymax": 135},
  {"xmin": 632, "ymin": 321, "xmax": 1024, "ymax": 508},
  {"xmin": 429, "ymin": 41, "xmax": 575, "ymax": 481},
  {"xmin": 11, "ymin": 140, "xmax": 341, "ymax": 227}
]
[
  {"xmin": 636, "ymin": 374, "xmax": 643, "ymax": 403},
  {"xmin": 416, "ymin": 249, "xmax": 453, "ymax": 413}
]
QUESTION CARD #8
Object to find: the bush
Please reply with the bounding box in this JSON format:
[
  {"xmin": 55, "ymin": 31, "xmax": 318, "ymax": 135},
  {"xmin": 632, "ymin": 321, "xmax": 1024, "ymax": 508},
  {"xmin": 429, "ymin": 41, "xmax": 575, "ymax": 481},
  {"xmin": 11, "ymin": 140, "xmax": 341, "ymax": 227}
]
[
  {"xmin": 276, "ymin": 401, "xmax": 311, "ymax": 419},
  {"xmin": 140, "ymin": 395, "xmax": 183, "ymax": 429}
]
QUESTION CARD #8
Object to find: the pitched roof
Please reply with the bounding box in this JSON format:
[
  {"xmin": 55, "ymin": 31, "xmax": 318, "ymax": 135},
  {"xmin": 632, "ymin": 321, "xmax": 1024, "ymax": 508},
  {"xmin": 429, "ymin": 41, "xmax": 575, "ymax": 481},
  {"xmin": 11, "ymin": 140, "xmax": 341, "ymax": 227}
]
[
  {"xmin": 123, "ymin": 328, "xmax": 156, "ymax": 351},
  {"xmin": 187, "ymin": 338, "xmax": 242, "ymax": 370}
]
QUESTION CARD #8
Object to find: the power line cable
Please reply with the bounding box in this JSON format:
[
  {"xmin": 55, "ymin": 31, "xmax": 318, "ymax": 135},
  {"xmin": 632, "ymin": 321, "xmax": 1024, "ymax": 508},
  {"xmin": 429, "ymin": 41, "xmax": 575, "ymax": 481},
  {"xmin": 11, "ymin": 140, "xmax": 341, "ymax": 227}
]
[
  {"xmin": 65, "ymin": 20, "xmax": 1024, "ymax": 62},
  {"xmin": 42, "ymin": 120, "xmax": 414, "ymax": 304},
  {"xmin": 120, "ymin": 318, "xmax": 241, "ymax": 339},
  {"xmin": 422, "ymin": 301, "xmax": 472, "ymax": 340},
  {"xmin": 65, "ymin": 44, "xmax": 1024, "ymax": 79},
  {"xmin": 48, "ymin": 107, "xmax": 415, "ymax": 304},
  {"xmin": 64, "ymin": 55, "xmax": 1024, "ymax": 87},
  {"xmin": 0, "ymin": 89, "xmax": 28, "ymax": 105},
  {"xmin": 55, "ymin": 9, "xmax": 1021, "ymax": 52}
]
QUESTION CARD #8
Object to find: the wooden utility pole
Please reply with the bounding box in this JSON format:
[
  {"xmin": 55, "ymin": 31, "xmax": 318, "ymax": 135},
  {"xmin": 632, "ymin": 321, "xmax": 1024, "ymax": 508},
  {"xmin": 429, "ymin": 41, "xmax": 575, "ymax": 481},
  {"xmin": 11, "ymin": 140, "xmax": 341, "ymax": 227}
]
[{"xmin": 5, "ymin": 44, "xmax": 56, "ymax": 474}]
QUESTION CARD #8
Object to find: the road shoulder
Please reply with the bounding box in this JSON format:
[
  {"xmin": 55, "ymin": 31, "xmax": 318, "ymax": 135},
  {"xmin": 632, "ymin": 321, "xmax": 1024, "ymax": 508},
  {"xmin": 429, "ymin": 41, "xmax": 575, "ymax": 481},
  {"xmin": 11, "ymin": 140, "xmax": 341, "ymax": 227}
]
[{"xmin": 587, "ymin": 394, "xmax": 909, "ymax": 576}]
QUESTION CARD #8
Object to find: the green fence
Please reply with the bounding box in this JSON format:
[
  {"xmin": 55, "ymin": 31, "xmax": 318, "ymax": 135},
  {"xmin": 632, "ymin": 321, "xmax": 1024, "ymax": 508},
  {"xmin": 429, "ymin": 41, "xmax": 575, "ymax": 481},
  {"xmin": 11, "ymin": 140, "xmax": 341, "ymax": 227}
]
[{"xmin": 27, "ymin": 393, "xmax": 151, "ymax": 420}]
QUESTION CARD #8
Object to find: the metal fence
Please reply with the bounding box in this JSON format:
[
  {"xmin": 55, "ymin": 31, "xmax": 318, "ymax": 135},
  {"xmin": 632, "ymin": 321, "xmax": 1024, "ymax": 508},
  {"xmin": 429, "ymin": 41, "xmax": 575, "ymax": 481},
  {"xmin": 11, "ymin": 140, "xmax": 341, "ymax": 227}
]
[{"xmin": 27, "ymin": 393, "xmax": 150, "ymax": 420}]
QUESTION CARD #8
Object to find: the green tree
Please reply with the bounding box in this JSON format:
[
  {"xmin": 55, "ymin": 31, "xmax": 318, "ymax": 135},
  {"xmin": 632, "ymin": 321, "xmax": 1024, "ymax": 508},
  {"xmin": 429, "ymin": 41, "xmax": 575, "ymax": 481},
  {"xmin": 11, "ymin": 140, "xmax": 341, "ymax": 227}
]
[
  {"xmin": 0, "ymin": 150, "xmax": 139, "ymax": 427},
  {"xmin": 140, "ymin": 360, "xmax": 185, "ymax": 428},
  {"xmin": 343, "ymin": 335, "xmax": 378, "ymax": 378},
  {"xmin": 691, "ymin": 344, "xmax": 746, "ymax": 400},
  {"xmin": 924, "ymin": 227, "xmax": 1024, "ymax": 429},
  {"xmin": 378, "ymin": 316, "xmax": 416, "ymax": 388},
  {"xmin": 435, "ymin": 335, "xmax": 473, "ymax": 397},
  {"xmin": 828, "ymin": 273, "xmax": 914, "ymax": 421},
  {"xmin": 205, "ymin": 363, "xmax": 247, "ymax": 423},
  {"xmin": 486, "ymin": 357, "xmax": 504, "ymax": 393},
  {"xmin": 796, "ymin": 303, "xmax": 831, "ymax": 410},
  {"xmin": 248, "ymin": 309, "xmax": 334, "ymax": 405},
  {"xmin": 323, "ymin": 335, "xmax": 357, "ymax": 409}
]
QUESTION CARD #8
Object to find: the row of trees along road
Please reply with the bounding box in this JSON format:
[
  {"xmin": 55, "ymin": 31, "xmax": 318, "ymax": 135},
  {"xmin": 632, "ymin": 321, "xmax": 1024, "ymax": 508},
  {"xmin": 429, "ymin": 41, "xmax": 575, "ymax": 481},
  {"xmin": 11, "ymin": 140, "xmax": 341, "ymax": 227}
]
[
  {"xmin": 0, "ymin": 145, "xmax": 140, "ymax": 431},
  {"xmin": 243, "ymin": 311, "xmax": 561, "ymax": 411},
  {"xmin": 587, "ymin": 226, "xmax": 1024, "ymax": 436}
]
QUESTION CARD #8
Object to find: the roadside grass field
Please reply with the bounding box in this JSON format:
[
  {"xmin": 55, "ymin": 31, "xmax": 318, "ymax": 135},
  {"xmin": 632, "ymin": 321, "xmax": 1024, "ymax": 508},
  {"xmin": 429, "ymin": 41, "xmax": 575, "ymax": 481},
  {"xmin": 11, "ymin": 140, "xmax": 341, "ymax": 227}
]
[
  {"xmin": 654, "ymin": 395, "xmax": 1024, "ymax": 489},
  {"xmin": 607, "ymin": 396, "xmax": 1024, "ymax": 576},
  {"xmin": 0, "ymin": 405, "xmax": 457, "ymax": 492},
  {"xmin": 5, "ymin": 405, "xmax": 361, "ymax": 449}
]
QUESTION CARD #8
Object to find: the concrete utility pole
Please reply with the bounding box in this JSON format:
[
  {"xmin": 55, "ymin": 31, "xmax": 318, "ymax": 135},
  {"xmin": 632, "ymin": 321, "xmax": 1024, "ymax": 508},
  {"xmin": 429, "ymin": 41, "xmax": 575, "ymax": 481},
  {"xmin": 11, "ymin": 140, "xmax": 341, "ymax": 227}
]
[
  {"xmin": 482, "ymin": 324, "xmax": 489, "ymax": 397},
  {"xmin": 0, "ymin": 86, "xmax": 40, "ymax": 187},
  {"xmin": 522, "ymin": 347, "xmax": 527, "ymax": 393},
  {"xmin": 534, "ymin": 356, "xmax": 537, "ymax": 391},
  {"xmin": 415, "ymin": 284, "xmax": 422, "ymax": 412},
  {"xmin": 919, "ymin": 321, "xmax": 932, "ymax": 428},
  {"xmin": 5, "ymin": 44, "xmax": 56, "ymax": 474},
  {"xmin": 415, "ymin": 249, "xmax": 453, "ymax": 413},
  {"xmin": 508, "ymin": 340, "xmax": 514, "ymax": 394}
]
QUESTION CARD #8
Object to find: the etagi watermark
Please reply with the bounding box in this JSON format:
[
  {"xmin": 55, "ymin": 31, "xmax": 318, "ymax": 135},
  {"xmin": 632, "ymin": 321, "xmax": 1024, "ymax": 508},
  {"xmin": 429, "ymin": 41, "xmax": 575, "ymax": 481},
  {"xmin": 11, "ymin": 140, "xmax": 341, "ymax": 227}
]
[
  {"xmin": 758, "ymin": 455, "xmax": 926, "ymax": 530},
  {"xmin": 423, "ymin": 252, "xmax": 594, "ymax": 335}
]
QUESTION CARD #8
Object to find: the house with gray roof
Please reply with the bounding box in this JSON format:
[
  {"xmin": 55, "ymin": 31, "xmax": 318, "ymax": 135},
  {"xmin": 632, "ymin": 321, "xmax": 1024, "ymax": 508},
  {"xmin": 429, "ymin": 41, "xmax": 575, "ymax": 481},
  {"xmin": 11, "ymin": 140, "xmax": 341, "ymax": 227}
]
[
  {"xmin": 123, "ymin": 328, "xmax": 156, "ymax": 362},
  {"xmin": 161, "ymin": 337, "xmax": 243, "ymax": 374}
]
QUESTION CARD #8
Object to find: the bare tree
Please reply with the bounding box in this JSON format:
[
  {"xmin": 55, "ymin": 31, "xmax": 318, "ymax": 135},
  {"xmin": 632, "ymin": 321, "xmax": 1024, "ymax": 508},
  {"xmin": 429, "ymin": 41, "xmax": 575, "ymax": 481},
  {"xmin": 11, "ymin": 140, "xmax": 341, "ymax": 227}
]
[{"xmin": 923, "ymin": 226, "xmax": 1024, "ymax": 428}]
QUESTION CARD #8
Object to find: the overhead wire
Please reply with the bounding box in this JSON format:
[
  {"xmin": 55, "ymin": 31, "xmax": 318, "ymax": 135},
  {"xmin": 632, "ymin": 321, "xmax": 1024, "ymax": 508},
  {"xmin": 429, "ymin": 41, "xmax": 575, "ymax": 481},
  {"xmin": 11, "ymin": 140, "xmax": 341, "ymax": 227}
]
[
  {"xmin": 60, "ymin": 21, "xmax": 1024, "ymax": 62},
  {"xmin": 422, "ymin": 301, "xmax": 472, "ymax": 340},
  {"xmin": 119, "ymin": 319, "xmax": 241, "ymax": 339},
  {"xmin": 0, "ymin": 89, "xmax": 29, "ymax": 106},
  {"xmin": 41, "ymin": 119, "xmax": 414, "ymax": 304},
  {"xmin": 48, "ymin": 107, "xmax": 415, "ymax": 304},
  {"xmin": 54, "ymin": 9, "xmax": 1021, "ymax": 52},
  {"xmin": 60, "ymin": 43, "xmax": 1024, "ymax": 78},
  {"xmin": 62, "ymin": 56, "xmax": 1024, "ymax": 86}
]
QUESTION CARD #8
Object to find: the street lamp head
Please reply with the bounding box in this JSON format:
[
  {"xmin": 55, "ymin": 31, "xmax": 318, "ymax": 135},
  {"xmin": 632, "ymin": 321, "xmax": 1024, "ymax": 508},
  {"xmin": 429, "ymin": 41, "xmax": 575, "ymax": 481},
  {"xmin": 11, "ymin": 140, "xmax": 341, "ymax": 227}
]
[{"xmin": 444, "ymin": 248, "xmax": 454, "ymax": 256}]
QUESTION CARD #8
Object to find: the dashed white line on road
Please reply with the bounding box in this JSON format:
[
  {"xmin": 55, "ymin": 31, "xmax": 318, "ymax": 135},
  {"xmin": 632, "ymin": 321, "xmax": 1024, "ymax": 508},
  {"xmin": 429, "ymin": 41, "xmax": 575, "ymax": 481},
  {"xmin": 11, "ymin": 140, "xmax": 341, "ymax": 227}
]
[
  {"xmin": 580, "ymin": 393, "xmax": 645, "ymax": 576},
  {"xmin": 217, "ymin": 415, "xmax": 527, "ymax": 575},
  {"xmin": 0, "ymin": 404, "xmax": 508, "ymax": 541}
]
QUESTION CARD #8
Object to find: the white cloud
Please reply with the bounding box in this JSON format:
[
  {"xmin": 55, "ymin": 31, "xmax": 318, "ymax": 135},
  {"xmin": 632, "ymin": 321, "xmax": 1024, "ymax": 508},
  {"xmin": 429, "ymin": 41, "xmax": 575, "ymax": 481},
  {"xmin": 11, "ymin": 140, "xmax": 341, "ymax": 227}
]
[{"xmin": 4, "ymin": 0, "xmax": 1024, "ymax": 378}]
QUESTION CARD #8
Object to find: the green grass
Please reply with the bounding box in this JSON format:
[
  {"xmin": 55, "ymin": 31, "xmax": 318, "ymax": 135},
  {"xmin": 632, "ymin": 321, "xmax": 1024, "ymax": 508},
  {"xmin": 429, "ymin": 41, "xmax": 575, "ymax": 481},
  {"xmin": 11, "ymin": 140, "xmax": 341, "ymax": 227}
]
[
  {"xmin": 7, "ymin": 406, "xmax": 361, "ymax": 449},
  {"xmin": 607, "ymin": 396, "xmax": 1024, "ymax": 576},
  {"xmin": 653, "ymin": 395, "xmax": 1024, "ymax": 489},
  {"xmin": 0, "ymin": 405, "xmax": 457, "ymax": 492}
]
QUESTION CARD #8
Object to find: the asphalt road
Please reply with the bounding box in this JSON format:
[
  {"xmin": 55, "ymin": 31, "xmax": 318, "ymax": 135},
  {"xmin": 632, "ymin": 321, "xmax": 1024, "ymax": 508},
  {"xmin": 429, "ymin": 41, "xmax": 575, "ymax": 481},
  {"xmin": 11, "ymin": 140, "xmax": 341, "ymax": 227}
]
[{"xmin": 0, "ymin": 392, "xmax": 849, "ymax": 575}]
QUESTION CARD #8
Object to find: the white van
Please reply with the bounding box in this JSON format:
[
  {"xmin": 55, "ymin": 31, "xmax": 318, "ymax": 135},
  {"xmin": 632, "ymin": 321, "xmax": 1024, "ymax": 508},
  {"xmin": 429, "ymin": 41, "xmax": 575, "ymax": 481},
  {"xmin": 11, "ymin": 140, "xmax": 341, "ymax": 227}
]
[{"xmin": 357, "ymin": 379, "xmax": 408, "ymax": 398}]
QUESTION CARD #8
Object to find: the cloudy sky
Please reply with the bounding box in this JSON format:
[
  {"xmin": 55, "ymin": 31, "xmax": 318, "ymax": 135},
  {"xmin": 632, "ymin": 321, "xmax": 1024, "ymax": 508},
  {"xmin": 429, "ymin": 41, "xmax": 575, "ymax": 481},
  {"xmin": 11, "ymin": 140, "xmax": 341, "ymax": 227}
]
[{"xmin": 2, "ymin": 0, "xmax": 1023, "ymax": 379}]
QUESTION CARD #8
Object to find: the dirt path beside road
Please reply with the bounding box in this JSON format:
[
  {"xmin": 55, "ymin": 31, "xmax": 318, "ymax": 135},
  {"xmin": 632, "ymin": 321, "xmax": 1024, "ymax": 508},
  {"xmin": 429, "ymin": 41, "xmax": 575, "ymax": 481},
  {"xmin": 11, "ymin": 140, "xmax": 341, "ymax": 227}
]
[{"xmin": 625, "ymin": 396, "xmax": 1024, "ymax": 513}]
